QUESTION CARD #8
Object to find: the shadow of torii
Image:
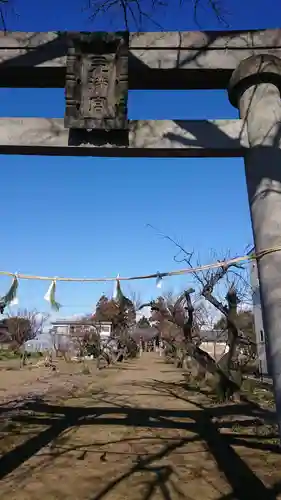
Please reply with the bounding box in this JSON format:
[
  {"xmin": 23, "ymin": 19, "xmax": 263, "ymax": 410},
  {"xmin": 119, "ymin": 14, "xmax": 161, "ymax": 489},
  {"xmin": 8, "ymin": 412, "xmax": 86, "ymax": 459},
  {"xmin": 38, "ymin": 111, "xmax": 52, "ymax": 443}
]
[{"xmin": 0, "ymin": 396, "xmax": 280, "ymax": 500}]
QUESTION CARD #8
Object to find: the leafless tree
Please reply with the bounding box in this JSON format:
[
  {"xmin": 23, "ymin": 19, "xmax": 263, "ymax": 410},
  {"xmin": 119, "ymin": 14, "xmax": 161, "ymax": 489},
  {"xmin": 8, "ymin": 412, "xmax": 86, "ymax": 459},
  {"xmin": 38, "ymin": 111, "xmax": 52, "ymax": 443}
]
[
  {"xmin": 86, "ymin": 0, "xmax": 230, "ymax": 29},
  {"xmin": 5, "ymin": 309, "xmax": 49, "ymax": 349},
  {"xmin": 49, "ymin": 327, "xmax": 73, "ymax": 361},
  {"xmin": 141, "ymin": 228, "xmax": 256, "ymax": 400},
  {"xmin": 127, "ymin": 287, "xmax": 142, "ymax": 311},
  {"xmin": 73, "ymin": 324, "xmax": 99, "ymax": 358},
  {"xmin": 141, "ymin": 287, "xmax": 237, "ymax": 399}
]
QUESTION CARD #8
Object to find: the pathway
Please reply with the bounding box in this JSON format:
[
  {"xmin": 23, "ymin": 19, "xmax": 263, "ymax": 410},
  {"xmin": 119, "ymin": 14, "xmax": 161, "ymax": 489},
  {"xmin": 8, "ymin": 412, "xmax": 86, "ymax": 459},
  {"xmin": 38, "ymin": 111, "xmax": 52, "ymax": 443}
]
[{"xmin": 0, "ymin": 353, "xmax": 280, "ymax": 500}]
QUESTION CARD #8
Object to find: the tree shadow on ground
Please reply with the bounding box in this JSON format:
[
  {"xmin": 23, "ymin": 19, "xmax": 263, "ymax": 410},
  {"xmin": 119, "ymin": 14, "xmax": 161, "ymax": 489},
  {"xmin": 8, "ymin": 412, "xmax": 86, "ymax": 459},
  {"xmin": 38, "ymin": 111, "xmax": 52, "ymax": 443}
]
[
  {"xmin": 130, "ymin": 379, "xmax": 281, "ymax": 500},
  {"xmin": 0, "ymin": 379, "xmax": 280, "ymax": 500}
]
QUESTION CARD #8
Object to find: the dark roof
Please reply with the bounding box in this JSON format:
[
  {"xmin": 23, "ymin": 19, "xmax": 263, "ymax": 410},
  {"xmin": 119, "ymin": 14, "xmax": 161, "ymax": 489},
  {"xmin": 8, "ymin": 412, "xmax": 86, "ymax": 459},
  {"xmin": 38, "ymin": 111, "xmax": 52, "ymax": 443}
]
[
  {"xmin": 131, "ymin": 326, "xmax": 159, "ymax": 341},
  {"xmin": 199, "ymin": 330, "xmax": 228, "ymax": 342},
  {"xmin": 131, "ymin": 327, "xmax": 227, "ymax": 343}
]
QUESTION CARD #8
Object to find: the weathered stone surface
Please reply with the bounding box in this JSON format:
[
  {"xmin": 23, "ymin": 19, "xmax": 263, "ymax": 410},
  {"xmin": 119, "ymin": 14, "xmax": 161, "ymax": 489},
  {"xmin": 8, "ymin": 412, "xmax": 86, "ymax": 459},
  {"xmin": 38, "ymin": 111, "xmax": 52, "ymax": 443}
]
[
  {"xmin": 229, "ymin": 53, "xmax": 281, "ymax": 437},
  {"xmin": 64, "ymin": 32, "xmax": 128, "ymax": 130},
  {"xmin": 0, "ymin": 118, "xmax": 248, "ymax": 157},
  {"xmin": 228, "ymin": 54, "xmax": 281, "ymax": 107},
  {"xmin": 1, "ymin": 29, "xmax": 281, "ymax": 89}
]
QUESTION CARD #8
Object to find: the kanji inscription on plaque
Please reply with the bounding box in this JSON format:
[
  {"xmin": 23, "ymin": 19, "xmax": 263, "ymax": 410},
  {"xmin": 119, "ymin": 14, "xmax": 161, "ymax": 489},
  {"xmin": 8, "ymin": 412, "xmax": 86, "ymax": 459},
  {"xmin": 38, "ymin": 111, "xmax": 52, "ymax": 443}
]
[{"xmin": 64, "ymin": 32, "xmax": 128, "ymax": 130}]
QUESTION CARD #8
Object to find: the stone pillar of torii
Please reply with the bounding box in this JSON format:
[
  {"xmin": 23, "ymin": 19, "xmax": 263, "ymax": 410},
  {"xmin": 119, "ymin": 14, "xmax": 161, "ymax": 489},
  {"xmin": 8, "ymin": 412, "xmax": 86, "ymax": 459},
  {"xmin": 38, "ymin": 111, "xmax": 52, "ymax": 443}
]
[{"xmin": 229, "ymin": 54, "xmax": 281, "ymax": 438}]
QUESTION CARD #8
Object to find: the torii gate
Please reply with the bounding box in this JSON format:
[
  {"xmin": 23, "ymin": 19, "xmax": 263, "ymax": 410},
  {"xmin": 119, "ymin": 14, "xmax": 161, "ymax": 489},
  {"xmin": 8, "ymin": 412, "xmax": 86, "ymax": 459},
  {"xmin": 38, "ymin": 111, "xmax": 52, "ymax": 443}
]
[{"xmin": 1, "ymin": 28, "xmax": 281, "ymax": 434}]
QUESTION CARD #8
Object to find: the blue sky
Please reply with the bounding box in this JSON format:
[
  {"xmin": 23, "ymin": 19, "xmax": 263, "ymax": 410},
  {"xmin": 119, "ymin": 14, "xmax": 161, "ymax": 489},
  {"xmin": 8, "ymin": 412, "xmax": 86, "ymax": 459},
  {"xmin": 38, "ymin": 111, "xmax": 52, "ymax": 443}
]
[{"xmin": 0, "ymin": 0, "xmax": 279, "ymax": 319}]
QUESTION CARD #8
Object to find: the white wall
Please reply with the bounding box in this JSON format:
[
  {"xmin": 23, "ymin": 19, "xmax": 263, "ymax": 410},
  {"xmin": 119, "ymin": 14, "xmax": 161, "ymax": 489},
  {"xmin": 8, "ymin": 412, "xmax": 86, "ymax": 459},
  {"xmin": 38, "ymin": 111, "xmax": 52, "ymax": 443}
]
[
  {"xmin": 200, "ymin": 341, "xmax": 229, "ymax": 361},
  {"xmin": 99, "ymin": 323, "xmax": 111, "ymax": 337}
]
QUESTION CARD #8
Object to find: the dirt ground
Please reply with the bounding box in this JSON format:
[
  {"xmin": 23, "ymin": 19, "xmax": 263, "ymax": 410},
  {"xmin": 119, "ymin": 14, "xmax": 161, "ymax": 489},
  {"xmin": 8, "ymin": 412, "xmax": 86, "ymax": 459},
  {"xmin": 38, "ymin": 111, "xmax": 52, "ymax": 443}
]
[{"xmin": 0, "ymin": 353, "xmax": 281, "ymax": 500}]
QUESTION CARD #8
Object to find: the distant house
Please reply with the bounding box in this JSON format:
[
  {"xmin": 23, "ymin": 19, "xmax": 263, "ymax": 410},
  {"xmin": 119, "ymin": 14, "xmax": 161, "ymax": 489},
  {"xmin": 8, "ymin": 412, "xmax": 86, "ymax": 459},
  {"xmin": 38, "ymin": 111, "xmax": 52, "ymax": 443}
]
[
  {"xmin": 95, "ymin": 321, "xmax": 112, "ymax": 339},
  {"xmin": 51, "ymin": 319, "xmax": 112, "ymax": 340},
  {"xmin": 199, "ymin": 330, "xmax": 229, "ymax": 360}
]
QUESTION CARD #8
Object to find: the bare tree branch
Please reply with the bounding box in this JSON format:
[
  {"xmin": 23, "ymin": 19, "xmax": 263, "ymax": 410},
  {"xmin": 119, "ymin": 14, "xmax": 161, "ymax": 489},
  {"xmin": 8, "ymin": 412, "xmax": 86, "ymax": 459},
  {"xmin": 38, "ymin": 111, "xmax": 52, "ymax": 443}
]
[
  {"xmin": 86, "ymin": 0, "xmax": 230, "ymax": 29},
  {"xmin": 5, "ymin": 309, "xmax": 49, "ymax": 348}
]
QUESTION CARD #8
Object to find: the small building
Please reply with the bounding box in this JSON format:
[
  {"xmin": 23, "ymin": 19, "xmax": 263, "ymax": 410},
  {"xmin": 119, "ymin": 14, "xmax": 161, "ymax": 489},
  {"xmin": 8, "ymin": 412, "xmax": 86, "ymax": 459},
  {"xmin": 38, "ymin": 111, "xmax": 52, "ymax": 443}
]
[
  {"xmin": 51, "ymin": 319, "xmax": 112, "ymax": 340},
  {"xmin": 49, "ymin": 319, "xmax": 112, "ymax": 356},
  {"xmin": 95, "ymin": 321, "xmax": 112, "ymax": 339},
  {"xmin": 248, "ymin": 247, "xmax": 270, "ymax": 375}
]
